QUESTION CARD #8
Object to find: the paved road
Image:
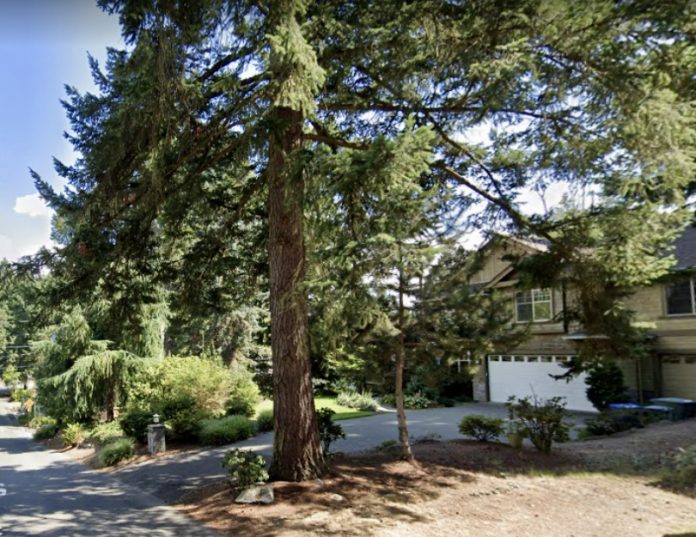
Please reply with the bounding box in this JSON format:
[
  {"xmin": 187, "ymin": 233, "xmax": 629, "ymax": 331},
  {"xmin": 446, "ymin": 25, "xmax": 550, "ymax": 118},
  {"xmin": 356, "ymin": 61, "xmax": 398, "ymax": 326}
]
[
  {"xmin": 114, "ymin": 403, "xmax": 592, "ymax": 503},
  {"xmin": 0, "ymin": 401, "xmax": 218, "ymax": 537}
]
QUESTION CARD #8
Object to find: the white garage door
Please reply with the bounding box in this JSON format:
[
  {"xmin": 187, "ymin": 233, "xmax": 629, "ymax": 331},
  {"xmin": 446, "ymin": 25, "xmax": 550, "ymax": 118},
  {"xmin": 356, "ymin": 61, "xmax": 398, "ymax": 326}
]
[
  {"xmin": 662, "ymin": 356, "xmax": 696, "ymax": 399},
  {"xmin": 488, "ymin": 355, "xmax": 596, "ymax": 412}
]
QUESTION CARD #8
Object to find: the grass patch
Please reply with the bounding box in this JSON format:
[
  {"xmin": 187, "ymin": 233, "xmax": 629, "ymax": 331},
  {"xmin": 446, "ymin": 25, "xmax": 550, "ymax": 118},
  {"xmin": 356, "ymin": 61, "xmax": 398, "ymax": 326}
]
[{"xmin": 255, "ymin": 396, "xmax": 375, "ymax": 421}]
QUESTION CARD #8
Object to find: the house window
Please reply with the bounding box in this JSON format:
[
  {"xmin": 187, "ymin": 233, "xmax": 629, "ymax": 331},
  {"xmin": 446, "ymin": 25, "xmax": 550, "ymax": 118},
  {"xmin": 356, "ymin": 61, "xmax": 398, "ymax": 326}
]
[
  {"xmin": 665, "ymin": 279, "xmax": 696, "ymax": 316},
  {"xmin": 515, "ymin": 288, "xmax": 552, "ymax": 322}
]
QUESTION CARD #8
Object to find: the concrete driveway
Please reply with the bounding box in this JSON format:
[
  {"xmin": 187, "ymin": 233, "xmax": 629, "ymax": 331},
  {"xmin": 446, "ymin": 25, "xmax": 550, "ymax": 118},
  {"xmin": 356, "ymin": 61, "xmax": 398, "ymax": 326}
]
[
  {"xmin": 0, "ymin": 401, "xmax": 217, "ymax": 537},
  {"xmin": 113, "ymin": 403, "xmax": 592, "ymax": 503}
]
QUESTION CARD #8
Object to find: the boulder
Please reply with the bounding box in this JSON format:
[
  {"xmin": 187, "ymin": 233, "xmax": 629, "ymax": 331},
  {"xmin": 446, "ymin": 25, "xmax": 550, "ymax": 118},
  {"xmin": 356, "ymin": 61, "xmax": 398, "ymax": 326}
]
[{"xmin": 235, "ymin": 484, "xmax": 274, "ymax": 505}]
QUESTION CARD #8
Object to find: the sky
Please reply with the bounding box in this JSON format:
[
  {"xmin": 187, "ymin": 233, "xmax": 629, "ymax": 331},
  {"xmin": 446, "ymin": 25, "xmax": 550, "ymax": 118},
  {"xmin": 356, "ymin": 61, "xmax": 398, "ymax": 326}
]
[
  {"xmin": 0, "ymin": 0, "xmax": 122, "ymax": 261},
  {"xmin": 0, "ymin": 2, "xmax": 570, "ymax": 262}
]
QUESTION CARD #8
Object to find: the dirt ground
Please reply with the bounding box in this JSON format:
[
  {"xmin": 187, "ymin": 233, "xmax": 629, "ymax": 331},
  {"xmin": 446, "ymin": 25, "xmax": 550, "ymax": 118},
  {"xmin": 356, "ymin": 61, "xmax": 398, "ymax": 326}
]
[{"xmin": 178, "ymin": 420, "xmax": 696, "ymax": 537}]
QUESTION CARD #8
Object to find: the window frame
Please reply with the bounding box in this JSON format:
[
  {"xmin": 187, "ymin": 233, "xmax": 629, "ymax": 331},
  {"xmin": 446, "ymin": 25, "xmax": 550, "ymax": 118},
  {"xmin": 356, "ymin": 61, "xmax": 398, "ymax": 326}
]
[
  {"xmin": 515, "ymin": 287, "xmax": 553, "ymax": 323},
  {"xmin": 665, "ymin": 278, "xmax": 696, "ymax": 317}
]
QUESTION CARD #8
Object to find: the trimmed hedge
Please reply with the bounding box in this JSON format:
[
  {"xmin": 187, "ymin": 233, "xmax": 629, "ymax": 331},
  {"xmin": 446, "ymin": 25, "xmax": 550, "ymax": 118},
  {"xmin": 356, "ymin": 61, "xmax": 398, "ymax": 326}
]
[
  {"xmin": 458, "ymin": 414, "xmax": 504, "ymax": 442},
  {"xmin": 198, "ymin": 416, "xmax": 256, "ymax": 446},
  {"xmin": 99, "ymin": 438, "xmax": 135, "ymax": 466},
  {"xmin": 33, "ymin": 423, "xmax": 59, "ymax": 441},
  {"xmin": 255, "ymin": 410, "xmax": 274, "ymax": 432}
]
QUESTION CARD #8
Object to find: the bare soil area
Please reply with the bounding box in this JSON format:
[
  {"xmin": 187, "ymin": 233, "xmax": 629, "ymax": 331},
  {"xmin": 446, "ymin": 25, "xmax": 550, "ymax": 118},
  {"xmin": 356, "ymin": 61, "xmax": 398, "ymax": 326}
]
[{"xmin": 178, "ymin": 421, "xmax": 696, "ymax": 537}]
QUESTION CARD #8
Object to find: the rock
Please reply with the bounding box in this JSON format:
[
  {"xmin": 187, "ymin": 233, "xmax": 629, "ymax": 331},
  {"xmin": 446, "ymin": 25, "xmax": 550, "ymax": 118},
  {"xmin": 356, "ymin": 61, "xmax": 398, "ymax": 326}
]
[
  {"xmin": 327, "ymin": 493, "xmax": 346, "ymax": 502},
  {"xmin": 235, "ymin": 484, "xmax": 274, "ymax": 505}
]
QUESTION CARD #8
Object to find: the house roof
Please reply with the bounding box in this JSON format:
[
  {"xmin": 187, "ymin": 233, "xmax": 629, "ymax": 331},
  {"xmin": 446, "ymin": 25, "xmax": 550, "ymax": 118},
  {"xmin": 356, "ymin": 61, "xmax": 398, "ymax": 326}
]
[{"xmin": 673, "ymin": 226, "xmax": 696, "ymax": 271}]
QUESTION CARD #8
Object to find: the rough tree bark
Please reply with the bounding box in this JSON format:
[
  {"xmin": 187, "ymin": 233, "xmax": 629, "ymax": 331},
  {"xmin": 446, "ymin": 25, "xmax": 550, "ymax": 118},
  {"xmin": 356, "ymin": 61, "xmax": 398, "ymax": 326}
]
[
  {"xmin": 395, "ymin": 246, "xmax": 414, "ymax": 462},
  {"xmin": 268, "ymin": 106, "xmax": 325, "ymax": 481}
]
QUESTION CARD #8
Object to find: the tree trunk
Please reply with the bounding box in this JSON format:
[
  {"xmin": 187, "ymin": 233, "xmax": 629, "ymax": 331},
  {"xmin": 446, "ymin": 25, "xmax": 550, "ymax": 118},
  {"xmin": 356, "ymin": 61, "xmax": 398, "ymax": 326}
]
[
  {"xmin": 395, "ymin": 248, "xmax": 414, "ymax": 462},
  {"xmin": 268, "ymin": 106, "xmax": 324, "ymax": 481}
]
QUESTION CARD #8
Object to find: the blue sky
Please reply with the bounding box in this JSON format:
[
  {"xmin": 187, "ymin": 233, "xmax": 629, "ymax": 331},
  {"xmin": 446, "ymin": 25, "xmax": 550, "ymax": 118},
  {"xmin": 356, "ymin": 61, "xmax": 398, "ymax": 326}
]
[{"xmin": 0, "ymin": 1, "xmax": 122, "ymax": 261}]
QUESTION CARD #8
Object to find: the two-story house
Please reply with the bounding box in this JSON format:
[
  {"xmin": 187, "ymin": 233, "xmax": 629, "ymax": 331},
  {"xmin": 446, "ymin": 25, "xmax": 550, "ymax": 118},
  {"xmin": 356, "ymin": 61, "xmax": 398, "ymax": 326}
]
[{"xmin": 469, "ymin": 228, "xmax": 696, "ymax": 412}]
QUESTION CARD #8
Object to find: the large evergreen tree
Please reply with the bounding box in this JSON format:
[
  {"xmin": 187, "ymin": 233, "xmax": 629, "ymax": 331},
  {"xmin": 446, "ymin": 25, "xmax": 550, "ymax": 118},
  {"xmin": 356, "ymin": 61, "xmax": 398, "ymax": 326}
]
[{"xmin": 34, "ymin": 1, "xmax": 694, "ymax": 479}]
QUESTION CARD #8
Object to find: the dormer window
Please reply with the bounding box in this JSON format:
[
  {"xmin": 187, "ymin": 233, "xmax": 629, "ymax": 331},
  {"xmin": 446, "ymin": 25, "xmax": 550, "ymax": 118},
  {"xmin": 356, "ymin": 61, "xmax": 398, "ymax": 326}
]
[
  {"xmin": 516, "ymin": 288, "xmax": 552, "ymax": 322},
  {"xmin": 666, "ymin": 279, "xmax": 696, "ymax": 316}
]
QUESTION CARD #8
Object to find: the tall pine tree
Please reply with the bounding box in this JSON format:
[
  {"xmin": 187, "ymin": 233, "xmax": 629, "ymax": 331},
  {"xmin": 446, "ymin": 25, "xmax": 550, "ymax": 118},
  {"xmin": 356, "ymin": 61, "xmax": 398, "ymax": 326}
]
[{"xmin": 34, "ymin": 1, "xmax": 694, "ymax": 479}]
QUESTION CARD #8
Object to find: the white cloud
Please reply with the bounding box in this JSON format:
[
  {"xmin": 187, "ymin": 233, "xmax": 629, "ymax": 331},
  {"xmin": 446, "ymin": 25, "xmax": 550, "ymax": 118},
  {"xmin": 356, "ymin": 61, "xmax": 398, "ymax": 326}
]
[{"xmin": 13, "ymin": 193, "xmax": 53, "ymax": 218}]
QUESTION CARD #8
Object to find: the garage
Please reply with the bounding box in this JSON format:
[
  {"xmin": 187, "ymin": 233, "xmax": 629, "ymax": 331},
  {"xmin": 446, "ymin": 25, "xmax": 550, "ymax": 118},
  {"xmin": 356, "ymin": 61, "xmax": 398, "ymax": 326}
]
[
  {"xmin": 662, "ymin": 355, "xmax": 696, "ymax": 399},
  {"xmin": 488, "ymin": 354, "xmax": 596, "ymax": 412}
]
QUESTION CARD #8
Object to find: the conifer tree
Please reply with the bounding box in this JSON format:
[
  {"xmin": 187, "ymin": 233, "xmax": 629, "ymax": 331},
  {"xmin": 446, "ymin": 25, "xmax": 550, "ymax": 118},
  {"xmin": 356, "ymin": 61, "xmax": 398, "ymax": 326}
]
[{"xmin": 33, "ymin": 1, "xmax": 694, "ymax": 479}]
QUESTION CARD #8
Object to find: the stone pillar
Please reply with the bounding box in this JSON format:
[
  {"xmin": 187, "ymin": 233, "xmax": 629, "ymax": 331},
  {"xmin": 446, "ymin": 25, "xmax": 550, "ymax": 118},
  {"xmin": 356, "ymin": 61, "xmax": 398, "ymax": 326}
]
[
  {"xmin": 147, "ymin": 415, "xmax": 166, "ymax": 454},
  {"xmin": 472, "ymin": 359, "xmax": 488, "ymax": 402}
]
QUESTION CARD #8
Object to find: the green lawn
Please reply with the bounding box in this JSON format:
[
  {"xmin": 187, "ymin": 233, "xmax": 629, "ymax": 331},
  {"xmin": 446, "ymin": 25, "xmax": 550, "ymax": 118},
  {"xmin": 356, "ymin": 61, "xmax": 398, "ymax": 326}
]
[{"xmin": 255, "ymin": 396, "xmax": 375, "ymax": 421}]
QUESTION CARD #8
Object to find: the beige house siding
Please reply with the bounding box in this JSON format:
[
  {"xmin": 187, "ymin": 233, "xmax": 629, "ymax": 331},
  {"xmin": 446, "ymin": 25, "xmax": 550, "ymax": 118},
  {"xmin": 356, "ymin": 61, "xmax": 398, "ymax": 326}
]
[{"xmin": 473, "ymin": 237, "xmax": 696, "ymax": 402}]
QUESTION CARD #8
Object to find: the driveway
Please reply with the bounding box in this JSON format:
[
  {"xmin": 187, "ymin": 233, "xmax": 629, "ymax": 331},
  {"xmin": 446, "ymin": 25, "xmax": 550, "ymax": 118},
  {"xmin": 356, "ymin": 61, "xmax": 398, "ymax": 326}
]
[
  {"xmin": 113, "ymin": 403, "xmax": 592, "ymax": 503},
  {"xmin": 0, "ymin": 400, "xmax": 218, "ymax": 537}
]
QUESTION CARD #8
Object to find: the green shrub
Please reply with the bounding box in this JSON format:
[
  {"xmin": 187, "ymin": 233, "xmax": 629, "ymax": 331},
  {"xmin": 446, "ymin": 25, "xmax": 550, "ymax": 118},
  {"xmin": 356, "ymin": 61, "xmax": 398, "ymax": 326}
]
[
  {"xmin": 88, "ymin": 421, "xmax": 125, "ymax": 446},
  {"xmin": 404, "ymin": 392, "xmax": 434, "ymax": 409},
  {"xmin": 317, "ymin": 408, "xmax": 345, "ymax": 455},
  {"xmin": 198, "ymin": 416, "xmax": 256, "ymax": 446},
  {"xmin": 380, "ymin": 393, "xmax": 396, "ymax": 407},
  {"xmin": 379, "ymin": 392, "xmax": 434, "ymax": 409},
  {"xmin": 437, "ymin": 397, "xmax": 456, "ymax": 408},
  {"xmin": 585, "ymin": 361, "xmax": 630, "ymax": 411},
  {"xmin": 10, "ymin": 388, "xmax": 33, "ymax": 403},
  {"xmin": 405, "ymin": 366, "xmax": 440, "ymax": 401},
  {"xmin": 226, "ymin": 361, "xmax": 260, "ymax": 418},
  {"xmin": 458, "ymin": 414, "xmax": 504, "ymax": 442},
  {"xmin": 670, "ymin": 446, "xmax": 696, "ymax": 489},
  {"xmin": 155, "ymin": 356, "xmax": 232, "ymax": 415},
  {"xmin": 17, "ymin": 413, "xmax": 32, "ymax": 426},
  {"xmin": 29, "ymin": 415, "xmax": 56, "ymax": 429},
  {"xmin": 221, "ymin": 449, "xmax": 269, "ymax": 489},
  {"xmin": 161, "ymin": 396, "xmax": 208, "ymax": 441},
  {"xmin": 255, "ymin": 409, "xmax": 274, "ymax": 432},
  {"xmin": 336, "ymin": 390, "xmax": 379, "ymax": 411},
  {"xmin": 120, "ymin": 409, "xmax": 153, "ymax": 443},
  {"xmin": 62, "ymin": 423, "xmax": 87, "ymax": 447},
  {"xmin": 33, "ymin": 423, "xmax": 59, "ymax": 441},
  {"xmin": 506, "ymin": 396, "xmax": 570, "ymax": 454},
  {"xmin": 99, "ymin": 438, "xmax": 135, "ymax": 466},
  {"xmin": 584, "ymin": 410, "xmax": 644, "ymax": 437}
]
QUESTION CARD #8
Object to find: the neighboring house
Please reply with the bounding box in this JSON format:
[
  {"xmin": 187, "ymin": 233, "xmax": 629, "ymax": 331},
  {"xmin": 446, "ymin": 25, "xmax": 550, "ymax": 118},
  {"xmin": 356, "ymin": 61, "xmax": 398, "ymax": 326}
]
[{"xmin": 469, "ymin": 228, "xmax": 696, "ymax": 412}]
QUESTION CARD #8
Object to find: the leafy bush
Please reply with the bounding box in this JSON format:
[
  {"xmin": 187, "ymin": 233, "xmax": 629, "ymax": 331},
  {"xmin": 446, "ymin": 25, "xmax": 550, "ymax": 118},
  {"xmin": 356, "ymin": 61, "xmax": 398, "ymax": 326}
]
[
  {"xmin": 120, "ymin": 409, "xmax": 154, "ymax": 443},
  {"xmin": 160, "ymin": 396, "xmax": 208, "ymax": 441},
  {"xmin": 225, "ymin": 361, "xmax": 260, "ymax": 418},
  {"xmin": 99, "ymin": 438, "xmax": 135, "ymax": 466},
  {"xmin": 2, "ymin": 364, "xmax": 21, "ymax": 390},
  {"xmin": 17, "ymin": 413, "xmax": 32, "ymax": 426},
  {"xmin": 584, "ymin": 410, "xmax": 644, "ymax": 437},
  {"xmin": 10, "ymin": 388, "xmax": 33, "ymax": 404},
  {"xmin": 255, "ymin": 409, "xmax": 274, "ymax": 432},
  {"xmin": 317, "ymin": 408, "xmax": 345, "ymax": 455},
  {"xmin": 221, "ymin": 449, "xmax": 269, "ymax": 489},
  {"xmin": 380, "ymin": 393, "xmax": 396, "ymax": 407},
  {"xmin": 336, "ymin": 390, "xmax": 379, "ymax": 411},
  {"xmin": 437, "ymin": 397, "xmax": 456, "ymax": 408},
  {"xmin": 405, "ymin": 366, "xmax": 440, "ymax": 401},
  {"xmin": 404, "ymin": 392, "xmax": 434, "ymax": 409},
  {"xmin": 585, "ymin": 361, "xmax": 630, "ymax": 411},
  {"xmin": 88, "ymin": 421, "xmax": 125, "ymax": 446},
  {"xmin": 669, "ymin": 446, "xmax": 696, "ymax": 489},
  {"xmin": 29, "ymin": 415, "xmax": 56, "ymax": 429},
  {"xmin": 379, "ymin": 392, "xmax": 434, "ymax": 409},
  {"xmin": 458, "ymin": 414, "xmax": 504, "ymax": 442},
  {"xmin": 199, "ymin": 415, "xmax": 256, "ymax": 446},
  {"xmin": 506, "ymin": 396, "xmax": 570, "ymax": 453},
  {"xmin": 151, "ymin": 356, "xmax": 234, "ymax": 417},
  {"xmin": 33, "ymin": 423, "xmax": 59, "ymax": 441},
  {"xmin": 62, "ymin": 423, "xmax": 87, "ymax": 447}
]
